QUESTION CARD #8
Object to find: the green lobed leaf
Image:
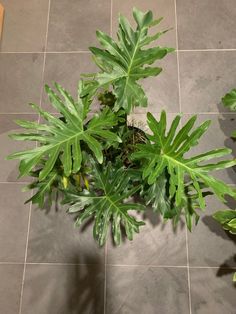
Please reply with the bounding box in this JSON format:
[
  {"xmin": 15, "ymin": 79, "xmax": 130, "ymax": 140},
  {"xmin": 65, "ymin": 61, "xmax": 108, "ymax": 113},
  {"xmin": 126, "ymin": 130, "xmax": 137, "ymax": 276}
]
[
  {"xmin": 7, "ymin": 82, "xmax": 121, "ymax": 180},
  {"xmin": 131, "ymin": 111, "xmax": 236, "ymax": 212},
  {"xmin": 213, "ymin": 209, "xmax": 236, "ymax": 234},
  {"xmin": 222, "ymin": 88, "xmax": 236, "ymax": 111},
  {"xmin": 87, "ymin": 7, "xmax": 174, "ymax": 113},
  {"xmin": 63, "ymin": 161, "xmax": 145, "ymax": 246}
]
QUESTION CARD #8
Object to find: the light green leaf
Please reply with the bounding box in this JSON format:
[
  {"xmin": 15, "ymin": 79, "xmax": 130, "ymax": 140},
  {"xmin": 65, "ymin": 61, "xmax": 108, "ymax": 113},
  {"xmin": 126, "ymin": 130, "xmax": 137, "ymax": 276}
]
[
  {"xmin": 222, "ymin": 88, "xmax": 236, "ymax": 111},
  {"xmin": 213, "ymin": 209, "xmax": 236, "ymax": 234},
  {"xmin": 88, "ymin": 7, "xmax": 174, "ymax": 113},
  {"xmin": 7, "ymin": 83, "xmax": 121, "ymax": 180},
  {"xmin": 131, "ymin": 111, "xmax": 236, "ymax": 211},
  {"xmin": 63, "ymin": 162, "xmax": 145, "ymax": 246}
]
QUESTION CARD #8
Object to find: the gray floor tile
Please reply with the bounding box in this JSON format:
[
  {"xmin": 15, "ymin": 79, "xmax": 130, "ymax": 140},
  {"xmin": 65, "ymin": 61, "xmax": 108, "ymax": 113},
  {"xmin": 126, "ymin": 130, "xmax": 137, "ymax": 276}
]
[
  {"xmin": 183, "ymin": 113, "xmax": 236, "ymax": 184},
  {"xmin": 0, "ymin": 0, "xmax": 49, "ymax": 52},
  {"xmin": 47, "ymin": 0, "xmax": 110, "ymax": 52},
  {"xmin": 187, "ymin": 194, "xmax": 236, "ymax": 267},
  {"xmin": 190, "ymin": 268, "xmax": 236, "ymax": 314},
  {"xmin": 21, "ymin": 264, "xmax": 104, "ymax": 314},
  {"xmin": 0, "ymin": 264, "xmax": 24, "ymax": 314},
  {"xmin": 41, "ymin": 53, "xmax": 98, "ymax": 112},
  {"xmin": 112, "ymin": 0, "xmax": 176, "ymax": 47},
  {"xmin": 107, "ymin": 210, "xmax": 187, "ymax": 266},
  {"xmin": 0, "ymin": 54, "xmax": 44, "ymax": 113},
  {"xmin": 0, "ymin": 114, "xmax": 38, "ymax": 182},
  {"xmin": 135, "ymin": 53, "xmax": 179, "ymax": 113},
  {"xmin": 176, "ymin": 0, "xmax": 236, "ymax": 49},
  {"xmin": 106, "ymin": 266, "xmax": 189, "ymax": 314},
  {"xmin": 0, "ymin": 184, "xmax": 30, "ymax": 262},
  {"xmin": 27, "ymin": 201, "xmax": 104, "ymax": 264},
  {"xmin": 179, "ymin": 51, "xmax": 236, "ymax": 113}
]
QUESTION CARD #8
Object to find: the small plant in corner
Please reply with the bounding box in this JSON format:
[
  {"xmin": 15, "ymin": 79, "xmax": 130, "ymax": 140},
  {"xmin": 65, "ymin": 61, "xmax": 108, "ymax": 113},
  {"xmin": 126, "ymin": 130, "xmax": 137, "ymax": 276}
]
[{"xmin": 7, "ymin": 8, "xmax": 236, "ymax": 247}]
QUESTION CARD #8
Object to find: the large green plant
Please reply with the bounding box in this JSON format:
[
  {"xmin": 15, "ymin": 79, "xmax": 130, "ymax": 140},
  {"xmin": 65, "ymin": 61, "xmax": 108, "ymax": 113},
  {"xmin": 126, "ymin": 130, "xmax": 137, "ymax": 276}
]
[{"xmin": 7, "ymin": 8, "xmax": 236, "ymax": 246}]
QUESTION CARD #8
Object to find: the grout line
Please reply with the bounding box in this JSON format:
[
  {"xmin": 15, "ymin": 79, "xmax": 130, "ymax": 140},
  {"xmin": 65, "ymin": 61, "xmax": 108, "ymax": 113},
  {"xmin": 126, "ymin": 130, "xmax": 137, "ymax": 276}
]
[
  {"xmin": 18, "ymin": 198, "xmax": 32, "ymax": 314},
  {"xmin": 110, "ymin": 0, "xmax": 113, "ymax": 37},
  {"xmin": 104, "ymin": 243, "xmax": 108, "ymax": 314},
  {"xmin": 174, "ymin": 0, "xmax": 182, "ymax": 114},
  {"xmin": 0, "ymin": 181, "xmax": 28, "ymax": 185},
  {"xmin": 0, "ymin": 50, "xmax": 90, "ymax": 54},
  {"xmin": 1, "ymin": 49, "xmax": 236, "ymax": 54},
  {"xmin": 45, "ymin": 50, "xmax": 90, "ymax": 53},
  {"xmin": 23, "ymin": 262, "xmax": 104, "ymax": 266},
  {"xmin": 0, "ymin": 261, "xmax": 235, "ymax": 268},
  {"xmin": 179, "ymin": 48, "xmax": 236, "ymax": 52},
  {"xmin": 18, "ymin": 2, "xmax": 51, "ymax": 313},
  {"xmin": 39, "ymin": 0, "xmax": 51, "ymax": 110},
  {"xmin": 185, "ymin": 227, "xmax": 192, "ymax": 314},
  {"xmin": 106, "ymin": 264, "xmax": 187, "ymax": 268},
  {"xmin": 174, "ymin": 3, "xmax": 192, "ymax": 313}
]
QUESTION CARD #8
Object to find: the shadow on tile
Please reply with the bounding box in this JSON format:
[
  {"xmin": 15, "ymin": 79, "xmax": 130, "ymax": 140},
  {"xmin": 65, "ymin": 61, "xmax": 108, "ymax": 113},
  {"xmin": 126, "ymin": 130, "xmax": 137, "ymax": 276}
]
[
  {"xmin": 22, "ymin": 262, "xmax": 104, "ymax": 314},
  {"xmin": 201, "ymin": 193, "xmax": 236, "ymax": 282},
  {"xmin": 106, "ymin": 266, "xmax": 189, "ymax": 314},
  {"xmin": 27, "ymin": 195, "xmax": 104, "ymax": 264},
  {"xmin": 190, "ymin": 268, "xmax": 236, "ymax": 314},
  {"xmin": 107, "ymin": 208, "xmax": 187, "ymax": 267},
  {"xmin": 218, "ymin": 109, "xmax": 236, "ymax": 183}
]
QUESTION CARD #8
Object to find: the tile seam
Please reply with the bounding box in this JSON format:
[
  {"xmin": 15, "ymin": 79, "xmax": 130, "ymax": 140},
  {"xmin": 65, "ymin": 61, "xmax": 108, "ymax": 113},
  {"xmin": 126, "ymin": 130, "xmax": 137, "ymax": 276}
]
[
  {"xmin": 0, "ymin": 261, "xmax": 235, "ymax": 268},
  {"xmin": 174, "ymin": 1, "xmax": 192, "ymax": 314},
  {"xmin": 18, "ymin": 1, "xmax": 51, "ymax": 313},
  {"xmin": 1, "ymin": 49, "xmax": 236, "ymax": 54}
]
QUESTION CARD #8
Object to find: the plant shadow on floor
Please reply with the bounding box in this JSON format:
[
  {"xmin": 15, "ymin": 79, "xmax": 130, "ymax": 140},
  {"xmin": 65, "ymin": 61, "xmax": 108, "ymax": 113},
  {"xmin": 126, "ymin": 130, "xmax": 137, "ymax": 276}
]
[
  {"xmin": 217, "ymin": 104, "xmax": 236, "ymax": 183},
  {"xmin": 27, "ymin": 196, "xmax": 105, "ymax": 314},
  {"xmin": 203, "ymin": 107, "xmax": 236, "ymax": 283}
]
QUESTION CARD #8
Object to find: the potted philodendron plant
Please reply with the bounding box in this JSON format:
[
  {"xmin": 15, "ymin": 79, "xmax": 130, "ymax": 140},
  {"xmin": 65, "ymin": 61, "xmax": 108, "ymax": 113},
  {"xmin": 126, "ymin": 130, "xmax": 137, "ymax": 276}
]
[
  {"xmin": 7, "ymin": 8, "xmax": 236, "ymax": 247},
  {"xmin": 213, "ymin": 89, "xmax": 236, "ymax": 281}
]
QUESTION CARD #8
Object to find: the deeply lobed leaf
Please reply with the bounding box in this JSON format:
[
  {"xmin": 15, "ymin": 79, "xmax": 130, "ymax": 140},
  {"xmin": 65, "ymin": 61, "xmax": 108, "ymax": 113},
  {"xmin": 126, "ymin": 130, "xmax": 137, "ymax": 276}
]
[
  {"xmin": 63, "ymin": 161, "xmax": 145, "ymax": 246},
  {"xmin": 87, "ymin": 7, "xmax": 174, "ymax": 113},
  {"xmin": 7, "ymin": 82, "xmax": 121, "ymax": 181},
  {"xmin": 131, "ymin": 111, "xmax": 236, "ymax": 212}
]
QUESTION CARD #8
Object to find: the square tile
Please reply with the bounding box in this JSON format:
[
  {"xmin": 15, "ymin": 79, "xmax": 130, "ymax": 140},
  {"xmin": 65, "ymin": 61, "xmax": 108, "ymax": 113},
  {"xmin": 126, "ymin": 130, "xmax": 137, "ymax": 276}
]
[
  {"xmin": 179, "ymin": 51, "xmax": 236, "ymax": 113},
  {"xmin": 187, "ymin": 194, "xmax": 236, "ymax": 267},
  {"xmin": 0, "ymin": 0, "xmax": 49, "ymax": 52},
  {"xmin": 21, "ymin": 264, "xmax": 104, "ymax": 314},
  {"xmin": 112, "ymin": 0, "xmax": 176, "ymax": 47},
  {"xmin": 106, "ymin": 266, "xmax": 189, "ymax": 314},
  {"xmin": 47, "ymin": 0, "xmax": 110, "ymax": 51},
  {"xmin": 176, "ymin": 0, "xmax": 236, "ymax": 49},
  {"xmin": 27, "ymin": 201, "xmax": 104, "ymax": 264},
  {"xmin": 190, "ymin": 268, "xmax": 236, "ymax": 314},
  {"xmin": 135, "ymin": 53, "xmax": 179, "ymax": 113},
  {"xmin": 107, "ymin": 209, "xmax": 187, "ymax": 266},
  {"xmin": 0, "ymin": 264, "xmax": 24, "ymax": 314},
  {"xmin": 0, "ymin": 114, "xmax": 38, "ymax": 182},
  {"xmin": 41, "ymin": 53, "xmax": 98, "ymax": 112},
  {"xmin": 0, "ymin": 183, "xmax": 30, "ymax": 262},
  {"xmin": 0, "ymin": 53, "xmax": 44, "ymax": 113},
  {"xmin": 183, "ymin": 113, "xmax": 236, "ymax": 184}
]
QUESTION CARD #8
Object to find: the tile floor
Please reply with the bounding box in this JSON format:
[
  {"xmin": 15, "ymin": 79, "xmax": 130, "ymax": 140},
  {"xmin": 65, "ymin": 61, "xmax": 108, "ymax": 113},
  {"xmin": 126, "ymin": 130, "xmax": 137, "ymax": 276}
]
[{"xmin": 0, "ymin": 0, "xmax": 236, "ymax": 313}]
